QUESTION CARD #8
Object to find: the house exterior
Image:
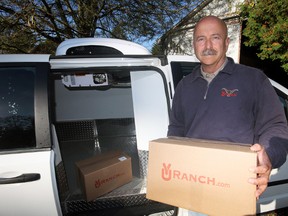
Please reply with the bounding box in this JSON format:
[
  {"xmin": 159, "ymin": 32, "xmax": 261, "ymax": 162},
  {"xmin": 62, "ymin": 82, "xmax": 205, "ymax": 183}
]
[{"xmin": 160, "ymin": 0, "xmax": 244, "ymax": 63}]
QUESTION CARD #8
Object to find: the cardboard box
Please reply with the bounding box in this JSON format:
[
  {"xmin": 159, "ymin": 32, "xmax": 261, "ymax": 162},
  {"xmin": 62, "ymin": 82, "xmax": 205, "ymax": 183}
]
[
  {"xmin": 146, "ymin": 137, "xmax": 257, "ymax": 216},
  {"xmin": 75, "ymin": 151, "xmax": 132, "ymax": 201}
]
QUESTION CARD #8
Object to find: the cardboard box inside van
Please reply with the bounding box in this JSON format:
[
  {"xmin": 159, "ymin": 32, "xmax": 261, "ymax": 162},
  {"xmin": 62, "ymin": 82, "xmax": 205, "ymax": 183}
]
[
  {"xmin": 75, "ymin": 151, "xmax": 132, "ymax": 201},
  {"xmin": 146, "ymin": 137, "xmax": 257, "ymax": 216}
]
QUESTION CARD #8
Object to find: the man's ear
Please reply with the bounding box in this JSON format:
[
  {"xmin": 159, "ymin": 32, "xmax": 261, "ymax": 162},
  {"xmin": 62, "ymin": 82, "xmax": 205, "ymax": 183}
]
[{"xmin": 225, "ymin": 37, "xmax": 230, "ymax": 51}]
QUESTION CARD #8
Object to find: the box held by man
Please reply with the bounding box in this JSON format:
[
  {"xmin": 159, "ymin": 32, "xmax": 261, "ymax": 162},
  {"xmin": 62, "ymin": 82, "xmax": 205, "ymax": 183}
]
[{"xmin": 146, "ymin": 137, "xmax": 257, "ymax": 216}]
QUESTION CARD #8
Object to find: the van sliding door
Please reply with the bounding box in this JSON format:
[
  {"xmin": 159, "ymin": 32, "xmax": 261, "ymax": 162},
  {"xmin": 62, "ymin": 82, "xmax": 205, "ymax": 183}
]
[{"xmin": 0, "ymin": 60, "xmax": 61, "ymax": 216}]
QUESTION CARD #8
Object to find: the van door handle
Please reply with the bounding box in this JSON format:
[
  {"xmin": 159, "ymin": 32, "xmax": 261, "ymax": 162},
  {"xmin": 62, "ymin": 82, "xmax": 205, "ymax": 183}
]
[{"xmin": 0, "ymin": 173, "xmax": 41, "ymax": 184}]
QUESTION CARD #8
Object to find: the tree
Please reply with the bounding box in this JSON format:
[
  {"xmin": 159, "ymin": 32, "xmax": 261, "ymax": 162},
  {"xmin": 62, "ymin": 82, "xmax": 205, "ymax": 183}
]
[
  {"xmin": 240, "ymin": 0, "xmax": 288, "ymax": 73},
  {"xmin": 0, "ymin": 0, "xmax": 204, "ymax": 54}
]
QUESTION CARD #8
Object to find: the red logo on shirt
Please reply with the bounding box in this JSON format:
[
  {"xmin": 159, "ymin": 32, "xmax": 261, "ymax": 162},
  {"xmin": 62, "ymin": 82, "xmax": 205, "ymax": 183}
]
[{"xmin": 221, "ymin": 88, "xmax": 238, "ymax": 97}]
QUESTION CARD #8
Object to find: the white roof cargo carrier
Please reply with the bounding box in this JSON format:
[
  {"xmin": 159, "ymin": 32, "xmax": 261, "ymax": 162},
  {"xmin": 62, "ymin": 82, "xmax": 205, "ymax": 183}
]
[{"xmin": 56, "ymin": 38, "xmax": 151, "ymax": 56}]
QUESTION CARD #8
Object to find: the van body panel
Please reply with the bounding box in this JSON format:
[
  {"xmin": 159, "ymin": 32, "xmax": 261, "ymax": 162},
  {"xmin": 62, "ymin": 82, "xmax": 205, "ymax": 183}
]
[
  {"xmin": 0, "ymin": 54, "xmax": 50, "ymax": 62},
  {"xmin": 0, "ymin": 151, "xmax": 62, "ymax": 216}
]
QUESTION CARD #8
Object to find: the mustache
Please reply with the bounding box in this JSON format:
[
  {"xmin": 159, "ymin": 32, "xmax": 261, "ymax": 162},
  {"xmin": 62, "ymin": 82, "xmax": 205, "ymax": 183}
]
[{"xmin": 201, "ymin": 49, "xmax": 217, "ymax": 56}]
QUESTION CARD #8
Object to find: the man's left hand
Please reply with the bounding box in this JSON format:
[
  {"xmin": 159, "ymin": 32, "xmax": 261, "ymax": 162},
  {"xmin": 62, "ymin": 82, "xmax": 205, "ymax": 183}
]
[{"xmin": 248, "ymin": 143, "xmax": 272, "ymax": 199}]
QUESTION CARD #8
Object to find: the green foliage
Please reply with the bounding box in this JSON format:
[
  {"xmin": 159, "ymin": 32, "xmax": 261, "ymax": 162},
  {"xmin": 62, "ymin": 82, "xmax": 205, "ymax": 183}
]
[
  {"xmin": 151, "ymin": 42, "xmax": 164, "ymax": 55},
  {"xmin": 0, "ymin": 0, "xmax": 202, "ymax": 54},
  {"xmin": 240, "ymin": 0, "xmax": 288, "ymax": 73}
]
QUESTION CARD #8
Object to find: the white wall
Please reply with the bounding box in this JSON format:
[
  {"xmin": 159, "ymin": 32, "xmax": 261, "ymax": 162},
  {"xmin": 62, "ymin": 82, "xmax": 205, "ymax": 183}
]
[{"xmin": 54, "ymin": 80, "xmax": 134, "ymax": 121}]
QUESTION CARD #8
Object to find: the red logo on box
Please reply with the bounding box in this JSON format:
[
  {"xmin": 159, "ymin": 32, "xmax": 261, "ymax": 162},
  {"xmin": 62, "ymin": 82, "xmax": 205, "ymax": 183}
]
[
  {"xmin": 162, "ymin": 163, "xmax": 172, "ymax": 181},
  {"xmin": 95, "ymin": 172, "xmax": 125, "ymax": 188},
  {"xmin": 161, "ymin": 163, "xmax": 230, "ymax": 188}
]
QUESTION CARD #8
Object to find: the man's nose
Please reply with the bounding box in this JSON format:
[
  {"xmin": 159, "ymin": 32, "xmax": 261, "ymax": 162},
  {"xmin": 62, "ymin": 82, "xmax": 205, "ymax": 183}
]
[{"xmin": 205, "ymin": 39, "xmax": 213, "ymax": 49}]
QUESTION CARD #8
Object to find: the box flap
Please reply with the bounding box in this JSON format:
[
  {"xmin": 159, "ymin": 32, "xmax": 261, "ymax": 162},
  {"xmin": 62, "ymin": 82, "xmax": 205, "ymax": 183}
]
[{"xmin": 165, "ymin": 136, "xmax": 253, "ymax": 153}]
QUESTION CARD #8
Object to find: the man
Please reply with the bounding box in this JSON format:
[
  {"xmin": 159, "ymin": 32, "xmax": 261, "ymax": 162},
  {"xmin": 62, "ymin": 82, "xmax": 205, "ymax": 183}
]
[{"xmin": 168, "ymin": 15, "xmax": 288, "ymax": 215}]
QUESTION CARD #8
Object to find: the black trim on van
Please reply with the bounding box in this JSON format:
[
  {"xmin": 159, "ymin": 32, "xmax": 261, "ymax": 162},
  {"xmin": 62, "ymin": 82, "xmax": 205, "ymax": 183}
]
[
  {"xmin": 268, "ymin": 179, "xmax": 288, "ymax": 187},
  {"xmin": 66, "ymin": 45, "xmax": 123, "ymax": 56}
]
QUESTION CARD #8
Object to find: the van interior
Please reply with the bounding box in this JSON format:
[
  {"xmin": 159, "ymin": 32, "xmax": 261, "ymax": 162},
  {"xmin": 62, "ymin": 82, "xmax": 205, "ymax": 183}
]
[{"xmin": 51, "ymin": 66, "xmax": 174, "ymax": 215}]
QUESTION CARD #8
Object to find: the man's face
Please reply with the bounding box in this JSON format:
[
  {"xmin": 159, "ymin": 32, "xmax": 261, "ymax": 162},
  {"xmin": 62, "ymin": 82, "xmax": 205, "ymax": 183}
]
[{"xmin": 193, "ymin": 17, "xmax": 230, "ymax": 71}]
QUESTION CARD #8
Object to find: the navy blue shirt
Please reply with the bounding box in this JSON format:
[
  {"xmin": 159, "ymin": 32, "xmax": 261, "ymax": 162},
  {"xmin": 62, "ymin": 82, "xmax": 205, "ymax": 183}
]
[{"xmin": 168, "ymin": 57, "xmax": 288, "ymax": 168}]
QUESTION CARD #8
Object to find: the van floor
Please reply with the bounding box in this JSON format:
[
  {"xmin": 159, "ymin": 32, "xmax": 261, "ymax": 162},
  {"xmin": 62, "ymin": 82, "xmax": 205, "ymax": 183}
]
[
  {"xmin": 56, "ymin": 118, "xmax": 140, "ymax": 194},
  {"xmin": 60, "ymin": 138, "xmax": 140, "ymax": 194},
  {"xmin": 55, "ymin": 118, "xmax": 175, "ymax": 215},
  {"xmin": 59, "ymin": 139, "xmax": 176, "ymax": 216}
]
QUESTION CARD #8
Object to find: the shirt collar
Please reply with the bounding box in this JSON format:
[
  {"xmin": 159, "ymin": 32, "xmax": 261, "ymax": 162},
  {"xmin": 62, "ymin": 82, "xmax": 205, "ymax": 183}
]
[
  {"xmin": 201, "ymin": 58, "xmax": 228, "ymax": 78},
  {"xmin": 188, "ymin": 57, "xmax": 234, "ymax": 83}
]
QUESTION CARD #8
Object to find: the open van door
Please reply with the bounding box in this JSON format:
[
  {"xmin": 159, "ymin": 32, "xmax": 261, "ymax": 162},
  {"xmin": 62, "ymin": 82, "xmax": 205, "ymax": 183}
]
[{"xmin": 0, "ymin": 55, "xmax": 61, "ymax": 216}]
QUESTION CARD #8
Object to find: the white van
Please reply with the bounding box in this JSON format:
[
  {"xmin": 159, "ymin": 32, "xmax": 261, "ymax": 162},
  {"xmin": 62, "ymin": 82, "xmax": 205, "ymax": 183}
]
[{"xmin": 0, "ymin": 38, "xmax": 287, "ymax": 216}]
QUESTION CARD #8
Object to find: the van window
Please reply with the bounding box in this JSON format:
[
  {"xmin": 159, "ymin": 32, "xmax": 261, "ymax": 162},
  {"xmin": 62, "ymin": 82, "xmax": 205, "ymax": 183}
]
[
  {"xmin": 170, "ymin": 61, "xmax": 200, "ymax": 88},
  {"xmin": 0, "ymin": 67, "xmax": 36, "ymax": 150}
]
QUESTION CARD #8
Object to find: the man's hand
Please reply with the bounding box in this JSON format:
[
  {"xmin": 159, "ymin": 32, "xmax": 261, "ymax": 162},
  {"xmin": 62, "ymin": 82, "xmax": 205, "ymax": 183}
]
[{"xmin": 248, "ymin": 144, "xmax": 272, "ymax": 199}]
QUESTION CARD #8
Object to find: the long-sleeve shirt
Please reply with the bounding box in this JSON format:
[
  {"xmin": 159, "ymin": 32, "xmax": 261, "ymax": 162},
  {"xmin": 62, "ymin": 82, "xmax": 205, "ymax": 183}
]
[{"xmin": 168, "ymin": 57, "xmax": 288, "ymax": 168}]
